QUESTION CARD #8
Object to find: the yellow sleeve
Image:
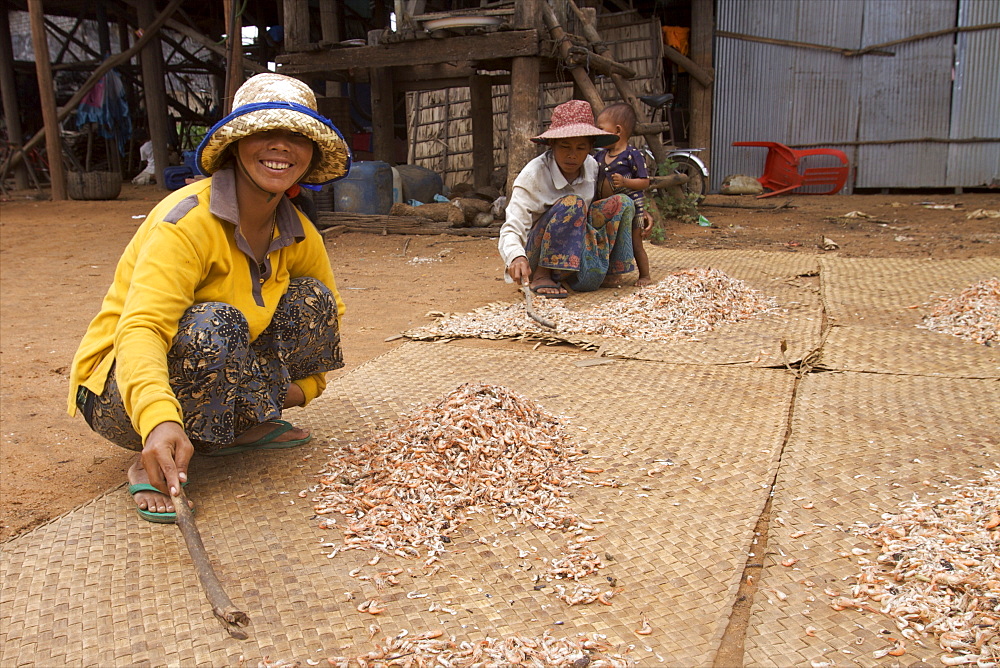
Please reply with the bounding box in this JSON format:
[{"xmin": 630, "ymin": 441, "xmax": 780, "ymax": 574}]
[{"xmin": 115, "ymin": 219, "xmax": 204, "ymax": 441}]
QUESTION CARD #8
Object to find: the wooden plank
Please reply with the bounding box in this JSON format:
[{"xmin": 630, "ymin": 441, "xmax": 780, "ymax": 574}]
[
  {"xmin": 317, "ymin": 212, "xmax": 451, "ymax": 235},
  {"xmin": 28, "ymin": 0, "xmax": 67, "ymax": 199},
  {"xmin": 470, "ymin": 74, "xmax": 494, "ymax": 189},
  {"xmin": 276, "ymin": 30, "xmax": 539, "ymax": 74}
]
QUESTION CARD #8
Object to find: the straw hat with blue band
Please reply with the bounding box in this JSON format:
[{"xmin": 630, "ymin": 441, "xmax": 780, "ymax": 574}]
[{"xmin": 196, "ymin": 73, "xmax": 351, "ymax": 186}]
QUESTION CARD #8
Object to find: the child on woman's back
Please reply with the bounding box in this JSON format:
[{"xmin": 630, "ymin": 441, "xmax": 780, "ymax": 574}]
[{"xmin": 595, "ymin": 103, "xmax": 653, "ymax": 286}]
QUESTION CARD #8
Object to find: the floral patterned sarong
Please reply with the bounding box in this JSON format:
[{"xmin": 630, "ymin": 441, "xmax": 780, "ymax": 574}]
[{"xmin": 524, "ymin": 193, "xmax": 635, "ymax": 292}]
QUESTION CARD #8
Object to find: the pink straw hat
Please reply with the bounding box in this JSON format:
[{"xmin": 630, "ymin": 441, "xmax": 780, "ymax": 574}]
[{"xmin": 532, "ymin": 100, "xmax": 618, "ymax": 147}]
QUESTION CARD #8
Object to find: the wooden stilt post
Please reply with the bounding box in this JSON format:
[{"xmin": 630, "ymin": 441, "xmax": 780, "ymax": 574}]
[
  {"xmin": 0, "ymin": 7, "xmax": 29, "ymax": 189},
  {"xmin": 319, "ymin": 0, "xmax": 341, "ymax": 44},
  {"xmin": 137, "ymin": 0, "xmax": 171, "ymax": 188},
  {"xmin": 689, "ymin": 0, "xmax": 713, "ymax": 170},
  {"xmin": 223, "ymin": 0, "xmax": 243, "ymax": 113},
  {"xmin": 283, "ymin": 0, "xmax": 310, "ymax": 52},
  {"xmin": 506, "ymin": 0, "xmax": 541, "ymax": 197},
  {"xmin": 370, "ymin": 68, "xmax": 395, "ymax": 164},
  {"xmin": 27, "ymin": 0, "xmax": 67, "ymax": 199},
  {"xmin": 470, "ymin": 74, "xmax": 494, "ymax": 189}
]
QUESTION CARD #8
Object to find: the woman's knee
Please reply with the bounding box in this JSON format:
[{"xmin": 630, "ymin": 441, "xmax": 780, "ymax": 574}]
[
  {"xmin": 556, "ymin": 194, "xmax": 587, "ymax": 214},
  {"xmin": 171, "ymin": 302, "xmax": 249, "ymax": 359},
  {"xmin": 282, "ymin": 277, "xmax": 338, "ymax": 320}
]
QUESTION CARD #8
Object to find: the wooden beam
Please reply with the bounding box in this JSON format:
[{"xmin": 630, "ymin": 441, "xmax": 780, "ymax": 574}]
[
  {"xmin": 27, "ymin": 0, "xmax": 67, "ymax": 199},
  {"xmin": 0, "ymin": 7, "xmax": 29, "ymax": 188},
  {"xmin": 276, "ymin": 30, "xmax": 539, "ymax": 74},
  {"xmin": 470, "ymin": 74, "xmax": 494, "ymax": 189},
  {"xmin": 541, "ymin": 3, "xmax": 604, "ymax": 112},
  {"xmin": 662, "ymin": 44, "xmax": 713, "ymax": 87},
  {"xmin": 689, "ymin": 0, "xmax": 713, "ymax": 169},
  {"xmin": 138, "ymin": 0, "xmax": 171, "ymax": 188},
  {"xmin": 119, "ymin": 0, "xmax": 268, "ymax": 74}
]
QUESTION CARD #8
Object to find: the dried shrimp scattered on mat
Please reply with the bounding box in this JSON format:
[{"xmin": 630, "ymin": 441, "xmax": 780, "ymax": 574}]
[
  {"xmin": 837, "ymin": 470, "xmax": 1000, "ymax": 662},
  {"xmin": 311, "ymin": 383, "xmax": 597, "ymax": 558},
  {"xmin": 321, "ymin": 630, "xmax": 635, "ymax": 667},
  {"xmin": 409, "ymin": 268, "xmax": 779, "ymax": 342},
  {"xmin": 917, "ymin": 277, "xmax": 999, "ymax": 345}
]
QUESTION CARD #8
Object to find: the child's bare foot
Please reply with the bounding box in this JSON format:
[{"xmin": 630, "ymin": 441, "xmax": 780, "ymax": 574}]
[
  {"xmin": 635, "ymin": 276, "xmax": 652, "ymax": 287},
  {"xmin": 601, "ymin": 275, "xmax": 625, "ymax": 288}
]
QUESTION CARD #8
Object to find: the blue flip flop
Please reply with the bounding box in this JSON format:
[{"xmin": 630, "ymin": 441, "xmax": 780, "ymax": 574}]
[
  {"xmin": 128, "ymin": 482, "xmax": 191, "ymax": 524},
  {"xmin": 204, "ymin": 419, "xmax": 312, "ymax": 457}
]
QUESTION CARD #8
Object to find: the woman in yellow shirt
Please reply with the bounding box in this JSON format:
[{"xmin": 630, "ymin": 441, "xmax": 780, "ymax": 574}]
[{"xmin": 68, "ymin": 74, "xmax": 350, "ymax": 523}]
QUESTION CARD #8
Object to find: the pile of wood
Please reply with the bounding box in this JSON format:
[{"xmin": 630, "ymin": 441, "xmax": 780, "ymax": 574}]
[{"xmin": 317, "ymin": 194, "xmax": 500, "ymax": 236}]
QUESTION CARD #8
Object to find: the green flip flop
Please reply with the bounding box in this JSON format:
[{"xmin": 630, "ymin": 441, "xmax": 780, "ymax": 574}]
[
  {"xmin": 128, "ymin": 482, "xmax": 191, "ymax": 524},
  {"xmin": 204, "ymin": 419, "xmax": 312, "ymax": 457}
]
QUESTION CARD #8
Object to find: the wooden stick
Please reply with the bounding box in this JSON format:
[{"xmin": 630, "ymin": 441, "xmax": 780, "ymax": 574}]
[
  {"xmin": 170, "ymin": 488, "xmax": 250, "ymax": 639},
  {"xmin": 521, "ymin": 285, "xmax": 556, "ymax": 329}
]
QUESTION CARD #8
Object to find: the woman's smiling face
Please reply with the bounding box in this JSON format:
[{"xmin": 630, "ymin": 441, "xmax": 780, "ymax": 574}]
[
  {"xmin": 235, "ymin": 129, "xmax": 315, "ymax": 193},
  {"xmin": 550, "ymin": 137, "xmax": 594, "ymax": 181}
]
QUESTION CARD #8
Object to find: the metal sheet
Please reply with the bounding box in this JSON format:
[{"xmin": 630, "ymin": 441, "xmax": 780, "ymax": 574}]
[
  {"xmin": 713, "ymin": 0, "xmax": 864, "ymax": 193},
  {"xmin": 947, "ymin": 0, "xmax": 1000, "ymax": 188},
  {"xmin": 855, "ymin": 0, "xmax": 955, "ymax": 188}
]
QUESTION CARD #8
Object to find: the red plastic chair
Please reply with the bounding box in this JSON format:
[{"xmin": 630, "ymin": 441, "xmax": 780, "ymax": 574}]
[{"xmin": 732, "ymin": 141, "xmax": 850, "ymax": 198}]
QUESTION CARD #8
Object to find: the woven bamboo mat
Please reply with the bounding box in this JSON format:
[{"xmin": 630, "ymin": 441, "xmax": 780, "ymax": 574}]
[
  {"xmin": 743, "ymin": 372, "xmax": 1000, "ymax": 667},
  {"xmin": 1, "ymin": 343, "xmax": 795, "ymax": 667},
  {"xmin": 817, "ymin": 256, "xmax": 1000, "ymax": 377},
  {"xmin": 406, "ymin": 248, "xmax": 824, "ymax": 367}
]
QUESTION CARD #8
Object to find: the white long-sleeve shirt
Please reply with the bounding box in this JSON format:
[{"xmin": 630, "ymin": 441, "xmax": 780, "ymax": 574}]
[{"xmin": 498, "ymin": 150, "xmax": 598, "ymax": 274}]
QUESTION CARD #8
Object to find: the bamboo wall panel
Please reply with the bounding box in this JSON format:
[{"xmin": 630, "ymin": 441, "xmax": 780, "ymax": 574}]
[{"xmin": 406, "ymin": 13, "xmax": 664, "ymax": 189}]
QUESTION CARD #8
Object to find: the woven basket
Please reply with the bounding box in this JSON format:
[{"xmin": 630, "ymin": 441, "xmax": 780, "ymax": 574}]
[{"xmin": 66, "ymin": 171, "xmax": 121, "ymax": 200}]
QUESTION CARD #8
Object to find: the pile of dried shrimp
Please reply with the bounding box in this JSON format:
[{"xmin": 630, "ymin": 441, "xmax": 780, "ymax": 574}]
[
  {"xmin": 311, "ymin": 383, "xmax": 596, "ymax": 558},
  {"xmin": 839, "ymin": 470, "xmax": 999, "ymax": 663},
  {"xmin": 412, "ymin": 268, "xmax": 778, "ymax": 342},
  {"xmin": 324, "ymin": 630, "xmax": 635, "ymax": 667},
  {"xmin": 917, "ymin": 277, "xmax": 999, "ymax": 345}
]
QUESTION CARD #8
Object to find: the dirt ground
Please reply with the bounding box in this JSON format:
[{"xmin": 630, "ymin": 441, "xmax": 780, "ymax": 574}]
[{"xmin": 1, "ymin": 184, "xmax": 998, "ymax": 543}]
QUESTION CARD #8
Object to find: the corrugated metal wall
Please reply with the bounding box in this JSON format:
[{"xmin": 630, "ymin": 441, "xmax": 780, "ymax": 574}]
[
  {"xmin": 714, "ymin": 0, "xmax": 1000, "ymax": 192},
  {"xmin": 855, "ymin": 0, "xmax": 954, "ymax": 188},
  {"xmin": 947, "ymin": 0, "xmax": 1000, "ymax": 188}
]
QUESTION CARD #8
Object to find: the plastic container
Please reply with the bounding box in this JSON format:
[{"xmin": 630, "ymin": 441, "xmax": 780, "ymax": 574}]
[
  {"xmin": 391, "ymin": 166, "xmax": 402, "ymax": 204},
  {"xmin": 163, "ymin": 165, "xmax": 193, "ymax": 190},
  {"xmin": 182, "ymin": 150, "xmax": 198, "ymax": 174},
  {"xmin": 394, "ymin": 164, "xmax": 443, "ymax": 205},
  {"xmin": 333, "ymin": 160, "xmax": 393, "ymax": 214}
]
